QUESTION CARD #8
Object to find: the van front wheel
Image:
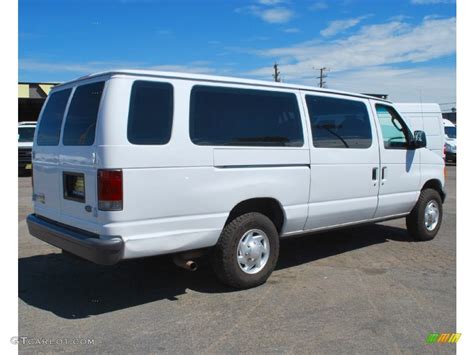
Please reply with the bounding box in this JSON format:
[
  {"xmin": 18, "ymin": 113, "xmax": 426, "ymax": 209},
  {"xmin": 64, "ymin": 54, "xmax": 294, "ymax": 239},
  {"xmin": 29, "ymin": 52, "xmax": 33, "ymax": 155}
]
[
  {"xmin": 406, "ymin": 188, "xmax": 443, "ymax": 241},
  {"xmin": 212, "ymin": 213, "xmax": 279, "ymax": 289}
]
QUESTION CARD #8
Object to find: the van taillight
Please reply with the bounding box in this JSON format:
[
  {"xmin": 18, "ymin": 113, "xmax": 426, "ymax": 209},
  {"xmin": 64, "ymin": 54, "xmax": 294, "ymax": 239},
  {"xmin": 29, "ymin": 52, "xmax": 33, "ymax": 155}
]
[{"xmin": 98, "ymin": 169, "xmax": 123, "ymax": 211}]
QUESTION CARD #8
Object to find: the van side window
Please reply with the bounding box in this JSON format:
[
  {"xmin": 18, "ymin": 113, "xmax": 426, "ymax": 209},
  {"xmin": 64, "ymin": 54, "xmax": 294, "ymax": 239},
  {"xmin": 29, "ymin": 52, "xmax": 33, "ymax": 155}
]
[
  {"xmin": 37, "ymin": 89, "xmax": 71, "ymax": 146},
  {"xmin": 305, "ymin": 95, "xmax": 372, "ymax": 149},
  {"xmin": 375, "ymin": 104, "xmax": 411, "ymax": 149},
  {"xmin": 63, "ymin": 81, "xmax": 105, "ymax": 146},
  {"xmin": 128, "ymin": 81, "xmax": 173, "ymax": 145},
  {"xmin": 190, "ymin": 86, "xmax": 303, "ymax": 147}
]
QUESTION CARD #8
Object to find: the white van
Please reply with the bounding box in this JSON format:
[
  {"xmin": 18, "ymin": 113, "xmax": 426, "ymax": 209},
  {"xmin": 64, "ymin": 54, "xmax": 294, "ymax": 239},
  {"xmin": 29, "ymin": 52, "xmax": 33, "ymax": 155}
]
[
  {"xmin": 27, "ymin": 70, "xmax": 445, "ymax": 289},
  {"xmin": 394, "ymin": 103, "xmax": 445, "ymax": 158},
  {"xmin": 442, "ymin": 119, "xmax": 456, "ymax": 162}
]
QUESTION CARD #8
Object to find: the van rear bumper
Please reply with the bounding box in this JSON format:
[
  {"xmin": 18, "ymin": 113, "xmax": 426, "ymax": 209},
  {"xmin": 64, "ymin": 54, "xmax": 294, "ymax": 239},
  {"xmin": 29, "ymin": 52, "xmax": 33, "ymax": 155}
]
[{"xmin": 27, "ymin": 214, "xmax": 124, "ymax": 265}]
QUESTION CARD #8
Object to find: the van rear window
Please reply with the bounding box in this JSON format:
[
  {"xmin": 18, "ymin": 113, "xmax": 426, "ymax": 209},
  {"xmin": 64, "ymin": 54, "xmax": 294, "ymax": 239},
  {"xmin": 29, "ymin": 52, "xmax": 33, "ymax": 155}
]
[
  {"xmin": 63, "ymin": 81, "xmax": 105, "ymax": 146},
  {"xmin": 37, "ymin": 89, "xmax": 71, "ymax": 146},
  {"xmin": 190, "ymin": 86, "xmax": 303, "ymax": 147},
  {"xmin": 127, "ymin": 81, "xmax": 173, "ymax": 145}
]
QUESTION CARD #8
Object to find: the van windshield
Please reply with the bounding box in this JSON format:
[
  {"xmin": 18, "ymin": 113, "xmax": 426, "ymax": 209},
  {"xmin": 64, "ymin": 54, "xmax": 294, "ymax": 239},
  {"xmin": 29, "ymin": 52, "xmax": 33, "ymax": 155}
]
[
  {"xmin": 444, "ymin": 126, "xmax": 456, "ymax": 139},
  {"xmin": 18, "ymin": 127, "xmax": 36, "ymax": 142}
]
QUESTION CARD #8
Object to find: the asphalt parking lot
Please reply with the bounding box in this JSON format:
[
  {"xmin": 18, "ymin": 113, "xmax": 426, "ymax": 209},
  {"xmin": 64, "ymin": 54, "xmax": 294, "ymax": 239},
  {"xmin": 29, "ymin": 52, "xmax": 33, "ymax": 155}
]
[{"xmin": 18, "ymin": 166, "xmax": 456, "ymax": 354}]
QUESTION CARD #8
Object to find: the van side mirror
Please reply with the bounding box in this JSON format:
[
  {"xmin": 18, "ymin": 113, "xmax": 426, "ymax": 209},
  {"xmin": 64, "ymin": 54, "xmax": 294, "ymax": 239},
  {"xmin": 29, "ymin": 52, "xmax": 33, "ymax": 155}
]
[{"xmin": 412, "ymin": 130, "xmax": 427, "ymax": 149}]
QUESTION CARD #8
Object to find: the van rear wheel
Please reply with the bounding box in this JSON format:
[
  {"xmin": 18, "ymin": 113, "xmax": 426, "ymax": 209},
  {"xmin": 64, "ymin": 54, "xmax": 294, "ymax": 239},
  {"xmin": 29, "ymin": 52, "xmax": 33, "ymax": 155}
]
[
  {"xmin": 212, "ymin": 212, "xmax": 279, "ymax": 289},
  {"xmin": 406, "ymin": 188, "xmax": 443, "ymax": 241}
]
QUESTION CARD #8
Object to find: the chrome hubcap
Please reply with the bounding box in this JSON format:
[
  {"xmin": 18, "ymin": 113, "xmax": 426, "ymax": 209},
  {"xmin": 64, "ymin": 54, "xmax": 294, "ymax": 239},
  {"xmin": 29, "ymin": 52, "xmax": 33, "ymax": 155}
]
[
  {"xmin": 424, "ymin": 200, "xmax": 439, "ymax": 231},
  {"xmin": 237, "ymin": 229, "xmax": 270, "ymax": 274}
]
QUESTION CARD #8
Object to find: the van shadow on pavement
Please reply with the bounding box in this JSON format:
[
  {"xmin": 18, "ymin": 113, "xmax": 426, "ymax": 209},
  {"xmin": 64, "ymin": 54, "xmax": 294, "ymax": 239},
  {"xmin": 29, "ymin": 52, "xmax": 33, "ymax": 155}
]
[{"xmin": 19, "ymin": 223, "xmax": 413, "ymax": 319}]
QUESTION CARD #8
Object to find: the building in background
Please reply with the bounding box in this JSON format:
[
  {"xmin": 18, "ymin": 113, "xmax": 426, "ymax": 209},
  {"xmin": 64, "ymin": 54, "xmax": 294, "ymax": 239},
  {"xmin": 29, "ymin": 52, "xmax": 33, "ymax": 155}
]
[{"xmin": 18, "ymin": 82, "xmax": 58, "ymax": 122}]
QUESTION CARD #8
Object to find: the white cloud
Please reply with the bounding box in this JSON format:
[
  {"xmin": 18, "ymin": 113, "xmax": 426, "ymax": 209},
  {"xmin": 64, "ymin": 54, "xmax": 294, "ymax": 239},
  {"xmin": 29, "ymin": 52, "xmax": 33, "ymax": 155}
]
[
  {"xmin": 388, "ymin": 15, "xmax": 412, "ymax": 22},
  {"xmin": 259, "ymin": 7, "xmax": 294, "ymax": 23},
  {"xmin": 411, "ymin": 0, "xmax": 455, "ymax": 4},
  {"xmin": 248, "ymin": 17, "xmax": 455, "ymax": 73},
  {"xmin": 327, "ymin": 66, "xmax": 455, "ymax": 103},
  {"xmin": 309, "ymin": 2, "xmax": 328, "ymax": 11},
  {"xmin": 236, "ymin": 4, "xmax": 294, "ymax": 24},
  {"xmin": 243, "ymin": 17, "xmax": 455, "ymax": 102},
  {"xmin": 320, "ymin": 15, "xmax": 371, "ymax": 37}
]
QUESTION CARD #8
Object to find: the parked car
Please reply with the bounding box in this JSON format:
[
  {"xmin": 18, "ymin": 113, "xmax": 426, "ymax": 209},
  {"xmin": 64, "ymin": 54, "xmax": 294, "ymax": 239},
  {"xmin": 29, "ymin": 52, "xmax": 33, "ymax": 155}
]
[
  {"xmin": 27, "ymin": 70, "xmax": 446, "ymax": 289},
  {"xmin": 443, "ymin": 119, "xmax": 456, "ymax": 162},
  {"xmin": 18, "ymin": 121, "xmax": 37, "ymax": 172}
]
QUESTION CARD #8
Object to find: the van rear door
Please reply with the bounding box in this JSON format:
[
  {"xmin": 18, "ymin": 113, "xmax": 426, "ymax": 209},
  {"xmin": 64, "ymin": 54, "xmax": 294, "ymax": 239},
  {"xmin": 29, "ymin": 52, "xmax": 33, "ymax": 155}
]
[
  {"xmin": 33, "ymin": 80, "xmax": 106, "ymax": 233},
  {"xmin": 33, "ymin": 88, "xmax": 72, "ymax": 222},
  {"xmin": 58, "ymin": 81, "xmax": 105, "ymax": 232}
]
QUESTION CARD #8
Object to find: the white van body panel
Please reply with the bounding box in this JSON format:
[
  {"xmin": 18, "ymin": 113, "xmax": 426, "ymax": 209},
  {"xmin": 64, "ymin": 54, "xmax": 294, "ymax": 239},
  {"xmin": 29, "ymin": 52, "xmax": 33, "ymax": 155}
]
[
  {"xmin": 370, "ymin": 101, "xmax": 422, "ymax": 218},
  {"xmin": 419, "ymin": 149, "xmax": 445, "ymax": 188},
  {"xmin": 31, "ymin": 70, "xmax": 446, "ymax": 261},
  {"xmin": 300, "ymin": 92, "xmax": 380, "ymax": 230}
]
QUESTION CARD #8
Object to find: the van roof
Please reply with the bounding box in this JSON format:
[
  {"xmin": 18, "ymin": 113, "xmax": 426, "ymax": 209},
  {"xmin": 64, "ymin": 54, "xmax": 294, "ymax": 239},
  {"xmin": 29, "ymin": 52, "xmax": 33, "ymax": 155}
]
[{"xmin": 55, "ymin": 69, "xmax": 392, "ymax": 103}]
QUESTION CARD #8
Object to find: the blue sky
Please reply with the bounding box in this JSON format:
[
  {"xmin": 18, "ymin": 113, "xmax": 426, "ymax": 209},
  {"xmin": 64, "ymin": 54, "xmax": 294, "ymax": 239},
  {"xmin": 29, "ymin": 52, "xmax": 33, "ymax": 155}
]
[{"xmin": 19, "ymin": 0, "xmax": 456, "ymax": 105}]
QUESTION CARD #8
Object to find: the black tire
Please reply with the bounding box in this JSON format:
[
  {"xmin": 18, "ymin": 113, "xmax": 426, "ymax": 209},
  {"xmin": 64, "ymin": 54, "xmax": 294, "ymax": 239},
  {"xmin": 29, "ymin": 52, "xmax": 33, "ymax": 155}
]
[
  {"xmin": 406, "ymin": 188, "xmax": 443, "ymax": 241},
  {"xmin": 212, "ymin": 212, "xmax": 279, "ymax": 289}
]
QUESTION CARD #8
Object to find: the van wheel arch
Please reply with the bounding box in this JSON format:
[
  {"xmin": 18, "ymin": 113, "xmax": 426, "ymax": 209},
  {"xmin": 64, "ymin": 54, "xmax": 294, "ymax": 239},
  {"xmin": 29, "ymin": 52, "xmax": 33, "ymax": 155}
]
[
  {"xmin": 421, "ymin": 179, "xmax": 445, "ymax": 202},
  {"xmin": 225, "ymin": 198, "xmax": 285, "ymax": 234}
]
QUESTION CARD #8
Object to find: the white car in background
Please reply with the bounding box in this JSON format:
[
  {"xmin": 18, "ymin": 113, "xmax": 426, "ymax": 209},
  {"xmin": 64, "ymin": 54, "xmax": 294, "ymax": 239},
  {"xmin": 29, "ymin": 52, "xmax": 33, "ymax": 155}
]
[
  {"xmin": 443, "ymin": 119, "xmax": 456, "ymax": 162},
  {"xmin": 18, "ymin": 121, "xmax": 37, "ymax": 172}
]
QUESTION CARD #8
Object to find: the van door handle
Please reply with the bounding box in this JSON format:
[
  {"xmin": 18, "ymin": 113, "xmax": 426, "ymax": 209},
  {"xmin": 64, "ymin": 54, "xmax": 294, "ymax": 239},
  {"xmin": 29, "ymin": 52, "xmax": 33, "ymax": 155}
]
[
  {"xmin": 372, "ymin": 167, "xmax": 378, "ymax": 181},
  {"xmin": 382, "ymin": 166, "xmax": 387, "ymax": 180}
]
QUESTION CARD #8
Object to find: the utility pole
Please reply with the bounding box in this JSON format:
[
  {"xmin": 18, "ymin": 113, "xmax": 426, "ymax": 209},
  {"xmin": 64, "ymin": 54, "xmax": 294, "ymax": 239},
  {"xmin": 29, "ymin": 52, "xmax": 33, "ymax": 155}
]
[
  {"xmin": 316, "ymin": 67, "xmax": 329, "ymax": 88},
  {"xmin": 272, "ymin": 63, "xmax": 281, "ymax": 82}
]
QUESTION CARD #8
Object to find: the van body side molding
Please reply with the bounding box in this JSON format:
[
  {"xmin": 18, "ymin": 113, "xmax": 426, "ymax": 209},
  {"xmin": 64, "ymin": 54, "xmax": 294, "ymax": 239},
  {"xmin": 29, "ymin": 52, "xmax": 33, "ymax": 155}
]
[
  {"xmin": 213, "ymin": 148, "xmax": 310, "ymax": 167},
  {"xmin": 214, "ymin": 164, "xmax": 310, "ymax": 169}
]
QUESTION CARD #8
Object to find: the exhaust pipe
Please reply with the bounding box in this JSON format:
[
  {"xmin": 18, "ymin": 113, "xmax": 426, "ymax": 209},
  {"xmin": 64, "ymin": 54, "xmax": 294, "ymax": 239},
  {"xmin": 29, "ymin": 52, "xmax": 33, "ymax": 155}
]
[{"xmin": 173, "ymin": 255, "xmax": 198, "ymax": 271}]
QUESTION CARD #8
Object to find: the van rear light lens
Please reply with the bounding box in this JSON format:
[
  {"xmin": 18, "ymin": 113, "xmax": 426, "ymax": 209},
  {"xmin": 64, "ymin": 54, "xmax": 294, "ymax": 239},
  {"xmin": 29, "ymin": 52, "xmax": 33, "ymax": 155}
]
[{"xmin": 98, "ymin": 169, "xmax": 123, "ymax": 211}]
